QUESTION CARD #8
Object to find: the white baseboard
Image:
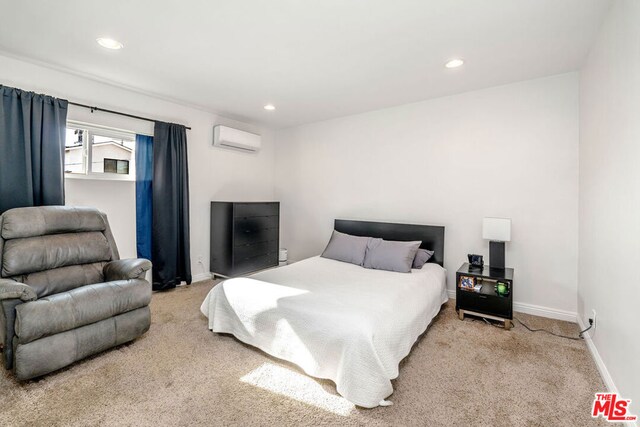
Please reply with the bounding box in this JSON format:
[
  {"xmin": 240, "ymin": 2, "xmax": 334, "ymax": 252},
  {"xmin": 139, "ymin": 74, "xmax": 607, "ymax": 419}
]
[
  {"xmin": 512, "ymin": 301, "xmax": 577, "ymax": 323},
  {"xmin": 446, "ymin": 289, "xmax": 577, "ymax": 322},
  {"xmin": 577, "ymin": 317, "xmax": 617, "ymax": 393},
  {"xmin": 576, "ymin": 319, "xmax": 637, "ymax": 427},
  {"xmin": 192, "ymin": 272, "xmax": 213, "ymax": 283}
]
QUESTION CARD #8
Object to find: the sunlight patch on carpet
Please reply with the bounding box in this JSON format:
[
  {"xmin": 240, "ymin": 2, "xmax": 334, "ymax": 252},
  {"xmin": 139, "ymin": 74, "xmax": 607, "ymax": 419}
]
[{"xmin": 240, "ymin": 363, "xmax": 354, "ymax": 416}]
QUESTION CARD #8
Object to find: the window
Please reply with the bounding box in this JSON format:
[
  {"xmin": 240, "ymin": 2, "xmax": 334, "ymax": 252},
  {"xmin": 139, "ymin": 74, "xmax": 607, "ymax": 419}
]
[
  {"xmin": 104, "ymin": 158, "xmax": 130, "ymax": 174},
  {"xmin": 64, "ymin": 122, "xmax": 136, "ymax": 180}
]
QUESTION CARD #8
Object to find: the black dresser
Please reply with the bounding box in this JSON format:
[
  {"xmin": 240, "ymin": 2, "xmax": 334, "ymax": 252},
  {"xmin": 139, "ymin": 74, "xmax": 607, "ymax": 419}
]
[{"xmin": 210, "ymin": 202, "xmax": 280, "ymax": 277}]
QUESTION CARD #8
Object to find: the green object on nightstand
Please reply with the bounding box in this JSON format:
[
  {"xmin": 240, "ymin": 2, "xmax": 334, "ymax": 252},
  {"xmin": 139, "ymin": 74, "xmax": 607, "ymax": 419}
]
[{"xmin": 496, "ymin": 282, "xmax": 509, "ymax": 296}]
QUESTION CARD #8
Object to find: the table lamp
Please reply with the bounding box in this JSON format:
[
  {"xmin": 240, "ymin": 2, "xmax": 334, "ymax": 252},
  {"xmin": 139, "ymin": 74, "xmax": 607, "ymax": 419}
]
[{"xmin": 482, "ymin": 217, "xmax": 511, "ymax": 270}]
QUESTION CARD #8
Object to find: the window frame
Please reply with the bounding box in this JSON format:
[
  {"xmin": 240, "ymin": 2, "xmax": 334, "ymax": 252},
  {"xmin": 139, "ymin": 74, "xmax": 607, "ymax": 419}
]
[{"xmin": 65, "ymin": 121, "xmax": 137, "ymax": 182}]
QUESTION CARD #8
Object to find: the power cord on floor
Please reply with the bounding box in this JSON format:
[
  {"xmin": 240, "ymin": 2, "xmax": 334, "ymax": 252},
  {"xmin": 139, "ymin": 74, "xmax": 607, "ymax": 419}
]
[
  {"xmin": 465, "ymin": 316, "xmax": 508, "ymax": 329},
  {"xmin": 481, "ymin": 317, "xmax": 506, "ymax": 329},
  {"xmin": 514, "ymin": 317, "xmax": 592, "ymax": 341},
  {"xmin": 579, "ymin": 322, "xmax": 594, "ymax": 338},
  {"xmin": 469, "ymin": 315, "xmax": 592, "ymax": 341}
]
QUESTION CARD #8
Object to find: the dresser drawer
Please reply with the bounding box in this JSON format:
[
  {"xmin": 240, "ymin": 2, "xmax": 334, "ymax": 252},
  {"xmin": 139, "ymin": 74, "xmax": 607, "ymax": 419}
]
[
  {"xmin": 233, "ymin": 253, "xmax": 278, "ymax": 275},
  {"xmin": 234, "ymin": 215, "xmax": 278, "ymax": 232},
  {"xmin": 457, "ymin": 290, "xmax": 511, "ymax": 319},
  {"xmin": 234, "ymin": 203, "xmax": 279, "ymax": 218},
  {"xmin": 235, "ymin": 240, "xmax": 278, "ymax": 261},
  {"xmin": 234, "ymin": 216, "xmax": 278, "ymax": 246}
]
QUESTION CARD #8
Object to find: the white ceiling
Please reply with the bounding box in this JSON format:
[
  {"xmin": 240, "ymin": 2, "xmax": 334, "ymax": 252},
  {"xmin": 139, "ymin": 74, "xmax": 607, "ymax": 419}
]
[{"xmin": 0, "ymin": 0, "xmax": 610, "ymax": 128}]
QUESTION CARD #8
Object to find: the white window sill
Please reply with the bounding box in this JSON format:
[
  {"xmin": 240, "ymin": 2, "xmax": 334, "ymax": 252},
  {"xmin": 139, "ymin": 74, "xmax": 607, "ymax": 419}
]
[{"xmin": 65, "ymin": 173, "xmax": 135, "ymax": 182}]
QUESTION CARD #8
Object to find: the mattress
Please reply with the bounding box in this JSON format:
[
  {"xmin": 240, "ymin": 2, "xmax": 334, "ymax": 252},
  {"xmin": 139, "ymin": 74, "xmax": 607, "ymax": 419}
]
[{"xmin": 200, "ymin": 255, "xmax": 448, "ymax": 408}]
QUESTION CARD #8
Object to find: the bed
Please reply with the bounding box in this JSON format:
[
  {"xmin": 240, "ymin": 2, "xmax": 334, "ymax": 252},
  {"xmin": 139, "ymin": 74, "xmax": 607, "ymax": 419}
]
[{"xmin": 200, "ymin": 219, "xmax": 447, "ymax": 408}]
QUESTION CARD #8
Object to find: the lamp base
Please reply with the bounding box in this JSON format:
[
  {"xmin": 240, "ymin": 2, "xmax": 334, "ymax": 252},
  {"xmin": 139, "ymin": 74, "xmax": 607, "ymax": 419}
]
[{"xmin": 489, "ymin": 241, "xmax": 505, "ymax": 269}]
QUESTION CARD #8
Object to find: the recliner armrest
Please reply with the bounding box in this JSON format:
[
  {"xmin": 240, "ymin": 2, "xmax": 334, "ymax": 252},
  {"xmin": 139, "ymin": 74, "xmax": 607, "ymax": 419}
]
[
  {"xmin": 0, "ymin": 279, "xmax": 37, "ymax": 302},
  {"xmin": 103, "ymin": 259, "xmax": 152, "ymax": 281}
]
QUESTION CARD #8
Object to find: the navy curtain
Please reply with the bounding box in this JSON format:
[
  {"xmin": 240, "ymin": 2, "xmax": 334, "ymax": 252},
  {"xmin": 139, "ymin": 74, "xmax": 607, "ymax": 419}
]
[
  {"xmin": 135, "ymin": 134, "xmax": 153, "ymax": 260},
  {"xmin": 152, "ymin": 122, "xmax": 191, "ymax": 290},
  {"xmin": 0, "ymin": 85, "xmax": 68, "ymax": 214}
]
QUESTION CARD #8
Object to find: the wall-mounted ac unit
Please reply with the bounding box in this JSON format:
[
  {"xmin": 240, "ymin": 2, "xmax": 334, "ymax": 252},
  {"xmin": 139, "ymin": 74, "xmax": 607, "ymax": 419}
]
[{"xmin": 213, "ymin": 125, "xmax": 261, "ymax": 152}]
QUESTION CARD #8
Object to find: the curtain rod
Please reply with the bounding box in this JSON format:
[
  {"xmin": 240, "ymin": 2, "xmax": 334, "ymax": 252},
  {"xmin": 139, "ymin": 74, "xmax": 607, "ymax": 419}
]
[{"xmin": 68, "ymin": 101, "xmax": 192, "ymax": 130}]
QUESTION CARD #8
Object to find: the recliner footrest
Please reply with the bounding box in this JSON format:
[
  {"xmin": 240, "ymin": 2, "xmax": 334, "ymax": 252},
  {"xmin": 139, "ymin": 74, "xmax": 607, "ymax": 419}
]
[
  {"xmin": 15, "ymin": 279, "xmax": 151, "ymax": 344},
  {"xmin": 14, "ymin": 306, "xmax": 150, "ymax": 380}
]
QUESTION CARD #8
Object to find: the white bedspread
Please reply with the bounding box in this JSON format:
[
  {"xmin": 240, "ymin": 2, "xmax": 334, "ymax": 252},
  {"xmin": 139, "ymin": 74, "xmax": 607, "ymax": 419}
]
[{"xmin": 200, "ymin": 256, "xmax": 447, "ymax": 408}]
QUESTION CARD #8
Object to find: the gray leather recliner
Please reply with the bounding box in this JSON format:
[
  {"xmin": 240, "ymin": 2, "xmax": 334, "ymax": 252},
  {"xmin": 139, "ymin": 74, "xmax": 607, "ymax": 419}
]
[{"xmin": 0, "ymin": 206, "xmax": 152, "ymax": 380}]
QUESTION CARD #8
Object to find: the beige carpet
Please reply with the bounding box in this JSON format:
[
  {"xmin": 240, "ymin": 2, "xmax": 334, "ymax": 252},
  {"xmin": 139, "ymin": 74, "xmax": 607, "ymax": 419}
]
[{"xmin": 0, "ymin": 280, "xmax": 610, "ymax": 427}]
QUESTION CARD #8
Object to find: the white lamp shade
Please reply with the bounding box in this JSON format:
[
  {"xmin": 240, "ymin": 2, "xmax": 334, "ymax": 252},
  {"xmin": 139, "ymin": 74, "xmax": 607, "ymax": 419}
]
[{"xmin": 483, "ymin": 217, "xmax": 511, "ymax": 242}]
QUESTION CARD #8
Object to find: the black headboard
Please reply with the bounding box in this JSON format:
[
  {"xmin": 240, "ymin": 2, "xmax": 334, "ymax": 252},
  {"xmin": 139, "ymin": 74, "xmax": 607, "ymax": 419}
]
[{"xmin": 334, "ymin": 219, "xmax": 445, "ymax": 267}]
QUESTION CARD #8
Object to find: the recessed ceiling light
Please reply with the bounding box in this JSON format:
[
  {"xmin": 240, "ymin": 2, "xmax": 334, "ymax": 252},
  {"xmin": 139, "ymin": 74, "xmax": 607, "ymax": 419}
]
[
  {"xmin": 96, "ymin": 37, "xmax": 124, "ymax": 50},
  {"xmin": 445, "ymin": 58, "xmax": 464, "ymax": 68},
  {"xmin": 264, "ymin": 104, "xmax": 276, "ymax": 111}
]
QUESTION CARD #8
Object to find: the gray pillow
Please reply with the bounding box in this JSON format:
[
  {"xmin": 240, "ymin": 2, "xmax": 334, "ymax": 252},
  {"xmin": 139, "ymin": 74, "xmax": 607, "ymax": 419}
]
[
  {"xmin": 321, "ymin": 230, "xmax": 369, "ymax": 266},
  {"xmin": 412, "ymin": 248, "xmax": 435, "ymax": 269},
  {"xmin": 363, "ymin": 238, "xmax": 422, "ymax": 273}
]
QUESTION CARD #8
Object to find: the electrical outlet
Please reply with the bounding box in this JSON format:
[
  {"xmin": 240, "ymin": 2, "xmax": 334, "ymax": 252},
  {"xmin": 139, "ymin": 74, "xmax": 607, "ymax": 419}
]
[{"xmin": 591, "ymin": 309, "xmax": 597, "ymax": 330}]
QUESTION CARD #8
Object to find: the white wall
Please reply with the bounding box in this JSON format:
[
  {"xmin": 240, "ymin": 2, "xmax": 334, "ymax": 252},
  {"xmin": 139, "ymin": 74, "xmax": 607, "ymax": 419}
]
[
  {"xmin": 65, "ymin": 179, "xmax": 138, "ymax": 258},
  {"xmin": 578, "ymin": 0, "xmax": 640, "ymax": 414},
  {"xmin": 275, "ymin": 73, "xmax": 580, "ymax": 317},
  {"xmin": 0, "ymin": 54, "xmax": 276, "ymax": 280}
]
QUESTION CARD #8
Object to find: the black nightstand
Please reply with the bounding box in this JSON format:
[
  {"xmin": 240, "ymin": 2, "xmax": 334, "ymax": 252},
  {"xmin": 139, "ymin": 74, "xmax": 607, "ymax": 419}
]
[{"xmin": 455, "ymin": 263, "xmax": 514, "ymax": 330}]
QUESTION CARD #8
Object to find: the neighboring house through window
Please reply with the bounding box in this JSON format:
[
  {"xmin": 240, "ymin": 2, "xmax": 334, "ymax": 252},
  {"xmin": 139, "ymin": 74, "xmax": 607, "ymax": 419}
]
[{"xmin": 65, "ymin": 122, "xmax": 136, "ymax": 180}]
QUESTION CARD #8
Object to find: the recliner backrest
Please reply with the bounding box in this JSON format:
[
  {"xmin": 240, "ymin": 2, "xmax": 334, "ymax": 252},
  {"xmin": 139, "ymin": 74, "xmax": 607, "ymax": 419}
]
[{"xmin": 0, "ymin": 206, "xmax": 120, "ymax": 298}]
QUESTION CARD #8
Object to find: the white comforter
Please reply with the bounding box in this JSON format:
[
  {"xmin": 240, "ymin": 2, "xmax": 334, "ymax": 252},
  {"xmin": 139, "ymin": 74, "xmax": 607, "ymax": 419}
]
[{"xmin": 200, "ymin": 256, "xmax": 447, "ymax": 408}]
